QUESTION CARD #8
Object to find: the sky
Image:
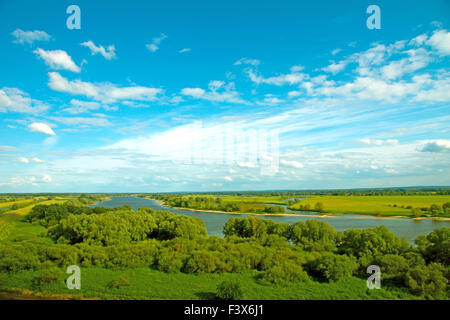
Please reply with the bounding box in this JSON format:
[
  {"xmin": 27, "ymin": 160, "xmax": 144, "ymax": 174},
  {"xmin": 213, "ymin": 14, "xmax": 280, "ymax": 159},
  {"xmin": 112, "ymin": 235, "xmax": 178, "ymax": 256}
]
[{"xmin": 0, "ymin": 0, "xmax": 449, "ymax": 192}]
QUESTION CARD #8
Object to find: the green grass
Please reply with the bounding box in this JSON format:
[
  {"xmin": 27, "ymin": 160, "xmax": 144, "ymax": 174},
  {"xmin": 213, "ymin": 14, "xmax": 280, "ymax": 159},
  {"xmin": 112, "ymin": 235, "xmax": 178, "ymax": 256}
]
[
  {"xmin": 0, "ymin": 267, "xmax": 416, "ymax": 300},
  {"xmin": 289, "ymin": 195, "xmax": 450, "ymax": 216}
]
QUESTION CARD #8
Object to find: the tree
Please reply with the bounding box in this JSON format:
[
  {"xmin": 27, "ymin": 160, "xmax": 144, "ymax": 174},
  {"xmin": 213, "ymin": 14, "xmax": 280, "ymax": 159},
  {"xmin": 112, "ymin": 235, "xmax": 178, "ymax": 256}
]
[
  {"xmin": 405, "ymin": 263, "xmax": 448, "ymax": 299},
  {"xmin": 289, "ymin": 220, "xmax": 337, "ymax": 251},
  {"xmin": 415, "ymin": 227, "xmax": 449, "ymax": 264},
  {"xmin": 306, "ymin": 252, "xmax": 358, "ymax": 282},
  {"xmin": 314, "ymin": 202, "xmax": 324, "ymax": 212}
]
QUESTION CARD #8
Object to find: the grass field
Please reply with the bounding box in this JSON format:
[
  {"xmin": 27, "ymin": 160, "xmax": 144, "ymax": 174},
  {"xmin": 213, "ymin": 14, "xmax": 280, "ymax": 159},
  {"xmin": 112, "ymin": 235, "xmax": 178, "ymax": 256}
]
[
  {"xmin": 0, "ymin": 267, "xmax": 415, "ymax": 300},
  {"xmin": 289, "ymin": 195, "xmax": 450, "ymax": 216}
]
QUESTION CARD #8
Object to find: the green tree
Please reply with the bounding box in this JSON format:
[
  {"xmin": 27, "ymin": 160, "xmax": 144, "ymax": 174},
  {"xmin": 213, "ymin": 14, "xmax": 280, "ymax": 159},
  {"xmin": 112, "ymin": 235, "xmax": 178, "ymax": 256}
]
[{"xmin": 405, "ymin": 263, "xmax": 448, "ymax": 299}]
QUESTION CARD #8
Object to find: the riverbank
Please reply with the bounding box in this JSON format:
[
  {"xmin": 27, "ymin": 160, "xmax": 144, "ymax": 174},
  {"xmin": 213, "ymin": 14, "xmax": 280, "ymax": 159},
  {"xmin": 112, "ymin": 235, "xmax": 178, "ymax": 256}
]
[{"xmin": 148, "ymin": 198, "xmax": 450, "ymax": 221}]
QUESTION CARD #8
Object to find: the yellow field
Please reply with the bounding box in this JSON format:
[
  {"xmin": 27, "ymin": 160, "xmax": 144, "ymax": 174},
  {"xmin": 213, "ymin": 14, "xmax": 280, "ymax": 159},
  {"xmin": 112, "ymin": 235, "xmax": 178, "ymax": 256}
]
[
  {"xmin": 0, "ymin": 199, "xmax": 37, "ymax": 208},
  {"xmin": 289, "ymin": 195, "xmax": 450, "ymax": 216},
  {"xmin": 8, "ymin": 200, "xmax": 67, "ymax": 216}
]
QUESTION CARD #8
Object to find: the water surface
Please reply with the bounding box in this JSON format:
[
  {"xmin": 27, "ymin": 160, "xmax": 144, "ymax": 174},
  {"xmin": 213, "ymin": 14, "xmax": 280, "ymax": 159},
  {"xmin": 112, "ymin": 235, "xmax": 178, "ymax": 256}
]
[{"xmin": 91, "ymin": 196, "xmax": 450, "ymax": 243}]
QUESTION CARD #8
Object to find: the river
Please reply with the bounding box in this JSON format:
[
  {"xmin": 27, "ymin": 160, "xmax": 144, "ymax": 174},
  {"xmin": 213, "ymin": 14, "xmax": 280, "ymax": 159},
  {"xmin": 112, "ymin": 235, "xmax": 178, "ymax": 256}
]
[{"xmin": 90, "ymin": 196, "xmax": 450, "ymax": 243}]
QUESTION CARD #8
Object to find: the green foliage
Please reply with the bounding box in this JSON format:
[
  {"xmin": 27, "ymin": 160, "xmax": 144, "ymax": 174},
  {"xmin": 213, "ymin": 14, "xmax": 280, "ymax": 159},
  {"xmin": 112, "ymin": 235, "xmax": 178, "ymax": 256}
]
[
  {"xmin": 405, "ymin": 263, "xmax": 448, "ymax": 299},
  {"xmin": 108, "ymin": 274, "xmax": 131, "ymax": 289},
  {"xmin": 307, "ymin": 252, "xmax": 358, "ymax": 282},
  {"xmin": 216, "ymin": 279, "xmax": 243, "ymax": 300},
  {"xmin": 259, "ymin": 260, "xmax": 309, "ymax": 286},
  {"xmin": 32, "ymin": 266, "xmax": 63, "ymax": 288},
  {"xmin": 337, "ymin": 226, "xmax": 410, "ymax": 267},
  {"xmin": 289, "ymin": 220, "xmax": 337, "ymax": 251},
  {"xmin": 415, "ymin": 227, "xmax": 449, "ymax": 265},
  {"xmin": 372, "ymin": 254, "xmax": 408, "ymax": 281}
]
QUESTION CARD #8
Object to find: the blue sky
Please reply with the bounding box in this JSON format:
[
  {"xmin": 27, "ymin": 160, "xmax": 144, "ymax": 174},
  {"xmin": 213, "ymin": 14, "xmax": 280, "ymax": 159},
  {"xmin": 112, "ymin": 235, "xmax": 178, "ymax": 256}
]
[{"xmin": 0, "ymin": 0, "xmax": 449, "ymax": 192}]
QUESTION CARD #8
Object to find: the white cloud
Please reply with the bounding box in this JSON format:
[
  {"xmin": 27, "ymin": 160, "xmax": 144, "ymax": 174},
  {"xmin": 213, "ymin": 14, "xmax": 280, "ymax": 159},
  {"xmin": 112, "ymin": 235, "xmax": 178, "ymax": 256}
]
[
  {"xmin": 426, "ymin": 29, "xmax": 450, "ymax": 56},
  {"xmin": 280, "ymin": 159, "xmax": 304, "ymax": 169},
  {"xmin": 11, "ymin": 29, "xmax": 51, "ymax": 45},
  {"xmin": 0, "ymin": 87, "xmax": 49, "ymax": 114},
  {"xmin": 81, "ymin": 40, "xmax": 116, "ymax": 60},
  {"xmin": 48, "ymin": 72, "xmax": 163, "ymax": 103},
  {"xmin": 322, "ymin": 61, "xmax": 348, "ymax": 74},
  {"xmin": 18, "ymin": 157, "xmax": 29, "ymax": 163},
  {"xmin": 331, "ymin": 48, "xmax": 341, "ymax": 55},
  {"xmin": 146, "ymin": 33, "xmax": 168, "ymax": 52},
  {"xmin": 42, "ymin": 174, "xmax": 52, "ymax": 183},
  {"xmin": 224, "ymin": 176, "xmax": 233, "ymax": 182},
  {"xmin": 179, "ymin": 48, "xmax": 191, "ymax": 53},
  {"xmin": 33, "ymin": 48, "xmax": 81, "ymax": 73},
  {"xmin": 181, "ymin": 81, "xmax": 245, "ymax": 104},
  {"xmin": 247, "ymin": 69, "xmax": 305, "ymax": 86},
  {"xmin": 31, "ymin": 157, "xmax": 43, "ymax": 163},
  {"xmin": 359, "ymin": 139, "xmax": 398, "ymax": 146},
  {"xmin": 421, "ymin": 139, "xmax": 450, "ymax": 152},
  {"xmin": 28, "ymin": 122, "xmax": 56, "ymax": 136},
  {"xmin": 234, "ymin": 58, "xmax": 260, "ymax": 66},
  {"xmin": 50, "ymin": 116, "xmax": 112, "ymax": 127}
]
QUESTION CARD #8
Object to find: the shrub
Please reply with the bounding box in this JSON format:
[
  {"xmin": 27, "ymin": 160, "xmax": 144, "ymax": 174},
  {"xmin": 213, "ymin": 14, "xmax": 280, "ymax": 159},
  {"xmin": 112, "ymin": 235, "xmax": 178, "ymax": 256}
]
[
  {"xmin": 307, "ymin": 252, "xmax": 358, "ymax": 282},
  {"xmin": 108, "ymin": 274, "xmax": 131, "ymax": 289},
  {"xmin": 216, "ymin": 280, "xmax": 243, "ymax": 300},
  {"xmin": 259, "ymin": 261, "xmax": 309, "ymax": 286},
  {"xmin": 32, "ymin": 267, "xmax": 63, "ymax": 288},
  {"xmin": 372, "ymin": 254, "xmax": 408, "ymax": 281},
  {"xmin": 405, "ymin": 263, "xmax": 448, "ymax": 299}
]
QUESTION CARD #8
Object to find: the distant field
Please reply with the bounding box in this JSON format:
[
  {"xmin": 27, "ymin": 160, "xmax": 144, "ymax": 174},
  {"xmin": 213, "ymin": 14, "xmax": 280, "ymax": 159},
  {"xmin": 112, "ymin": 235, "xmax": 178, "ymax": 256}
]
[
  {"xmin": 174, "ymin": 194, "xmax": 289, "ymax": 205},
  {"xmin": 289, "ymin": 195, "xmax": 450, "ymax": 216},
  {"xmin": 7, "ymin": 200, "xmax": 67, "ymax": 216}
]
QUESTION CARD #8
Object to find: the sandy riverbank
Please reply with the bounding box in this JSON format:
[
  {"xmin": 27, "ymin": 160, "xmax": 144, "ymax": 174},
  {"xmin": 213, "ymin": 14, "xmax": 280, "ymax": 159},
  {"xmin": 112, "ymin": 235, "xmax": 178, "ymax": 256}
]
[{"xmin": 148, "ymin": 198, "xmax": 450, "ymax": 222}]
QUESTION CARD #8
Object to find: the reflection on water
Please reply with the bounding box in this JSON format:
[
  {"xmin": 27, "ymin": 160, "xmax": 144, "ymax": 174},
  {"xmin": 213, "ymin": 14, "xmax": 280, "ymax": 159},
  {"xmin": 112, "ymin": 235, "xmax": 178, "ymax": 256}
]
[{"xmin": 91, "ymin": 196, "xmax": 450, "ymax": 244}]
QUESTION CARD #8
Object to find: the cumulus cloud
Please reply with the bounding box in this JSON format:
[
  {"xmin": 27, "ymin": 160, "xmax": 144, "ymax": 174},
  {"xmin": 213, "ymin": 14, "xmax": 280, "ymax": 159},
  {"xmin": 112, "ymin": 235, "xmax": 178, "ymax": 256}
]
[
  {"xmin": 421, "ymin": 139, "xmax": 450, "ymax": 152},
  {"xmin": 11, "ymin": 29, "xmax": 51, "ymax": 45},
  {"xmin": 47, "ymin": 72, "xmax": 163, "ymax": 104},
  {"xmin": 33, "ymin": 48, "xmax": 81, "ymax": 72},
  {"xmin": 28, "ymin": 122, "xmax": 56, "ymax": 135},
  {"xmin": 224, "ymin": 176, "xmax": 233, "ymax": 181},
  {"xmin": 426, "ymin": 29, "xmax": 450, "ymax": 56},
  {"xmin": 0, "ymin": 87, "xmax": 49, "ymax": 114},
  {"xmin": 81, "ymin": 40, "xmax": 116, "ymax": 60}
]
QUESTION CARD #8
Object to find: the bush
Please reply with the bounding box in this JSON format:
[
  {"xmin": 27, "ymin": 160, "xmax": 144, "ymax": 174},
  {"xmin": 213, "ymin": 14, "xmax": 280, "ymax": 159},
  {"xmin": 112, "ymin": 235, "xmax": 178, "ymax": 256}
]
[
  {"xmin": 32, "ymin": 267, "xmax": 63, "ymax": 288},
  {"xmin": 108, "ymin": 274, "xmax": 131, "ymax": 289},
  {"xmin": 405, "ymin": 263, "xmax": 448, "ymax": 299},
  {"xmin": 307, "ymin": 252, "xmax": 358, "ymax": 282},
  {"xmin": 372, "ymin": 254, "xmax": 408, "ymax": 281},
  {"xmin": 216, "ymin": 280, "xmax": 243, "ymax": 300},
  {"xmin": 259, "ymin": 261, "xmax": 309, "ymax": 286}
]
